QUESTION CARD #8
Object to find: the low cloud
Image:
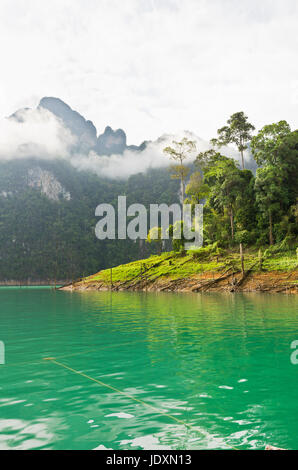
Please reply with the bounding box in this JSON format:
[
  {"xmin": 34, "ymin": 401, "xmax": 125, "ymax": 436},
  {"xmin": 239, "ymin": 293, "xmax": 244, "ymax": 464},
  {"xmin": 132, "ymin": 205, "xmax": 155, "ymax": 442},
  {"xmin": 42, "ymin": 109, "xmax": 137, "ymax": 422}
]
[
  {"xmin": 0, "ymin": 107, "xmax": 75, "ymax": 160},
  {"xmin": 71, "ymin": 132, "xmax": 211, "ymax": 179},
  {"xmin": 0, "ymin": 108, "xmax": 247, "ymax": 179}
]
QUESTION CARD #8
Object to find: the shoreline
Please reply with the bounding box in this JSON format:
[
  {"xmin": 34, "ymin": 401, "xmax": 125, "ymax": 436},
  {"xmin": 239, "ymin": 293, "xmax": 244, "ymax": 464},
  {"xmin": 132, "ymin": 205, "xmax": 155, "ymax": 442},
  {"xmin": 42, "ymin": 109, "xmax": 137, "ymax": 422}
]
[
  {"xmin": 61, "ymin": 270, "xmax": 298, "ymax": 294},
  {"xmin": 0, "ymin": 280, "xmax": 69, "ymax": 287}
]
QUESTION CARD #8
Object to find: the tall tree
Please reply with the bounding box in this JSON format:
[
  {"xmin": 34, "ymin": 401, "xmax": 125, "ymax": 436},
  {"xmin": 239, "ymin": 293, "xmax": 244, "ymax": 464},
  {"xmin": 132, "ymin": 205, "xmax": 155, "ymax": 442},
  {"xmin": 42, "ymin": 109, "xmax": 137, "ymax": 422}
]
[
  {"xmin": 203, "ymin": 154, "xmax": 244, "ymax": 241},
  {"xmin": 251, "ymin": 120, "xmax": 291, "ymax": 166},
  {"xmin": 211, "ymin": 111, "xmax": 255, "ymax": 170},
  {"xmin": 185, "ymin": 171, "xmax": 209, "ymax": 206},
  {"xmin": 254, "ymin": 166, "xmax": 288, "ymax": 245},
  {"xmin": 251, "ymin": 123, "xmax": 297, "ymax": 207},
  {"xmin": 195, "ymin": 149, "xmax": 223, "ymax": 171},
  {"xmin": 164, "ymin": 138, "xmax": 196, "ymax": 204}
]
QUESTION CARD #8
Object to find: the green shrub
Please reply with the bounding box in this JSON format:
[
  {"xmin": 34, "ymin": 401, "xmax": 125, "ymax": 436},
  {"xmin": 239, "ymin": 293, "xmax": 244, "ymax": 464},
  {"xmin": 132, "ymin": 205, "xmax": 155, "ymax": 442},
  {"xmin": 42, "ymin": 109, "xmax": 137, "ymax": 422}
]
[
  {"xmin": 188, "ymin": 242, "xmax": 226, "ymax": 260},
  {"xmin": 234, "ymin": 230, "xmax": 252, "ymax": 245}
]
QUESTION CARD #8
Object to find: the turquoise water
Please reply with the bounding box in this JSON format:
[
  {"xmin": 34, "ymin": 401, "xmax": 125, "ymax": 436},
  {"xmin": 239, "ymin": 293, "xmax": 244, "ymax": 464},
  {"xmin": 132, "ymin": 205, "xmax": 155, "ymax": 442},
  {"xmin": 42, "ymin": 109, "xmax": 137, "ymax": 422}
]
[{"xmin": 0, "ymin": 288, "xmax": 297, "ymax": 450}]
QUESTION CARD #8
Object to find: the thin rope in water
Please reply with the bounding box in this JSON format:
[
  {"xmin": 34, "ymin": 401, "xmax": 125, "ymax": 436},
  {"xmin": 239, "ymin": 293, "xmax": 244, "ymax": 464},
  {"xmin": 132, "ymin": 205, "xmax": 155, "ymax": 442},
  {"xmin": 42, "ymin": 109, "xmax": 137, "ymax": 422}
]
[
  {"xmin": 44, "ymin": 357, "xmax": 242, "ymax": 451},
  {"xmin": 4, "ymin": 343, "xmax": 244, "ymax": 450}
]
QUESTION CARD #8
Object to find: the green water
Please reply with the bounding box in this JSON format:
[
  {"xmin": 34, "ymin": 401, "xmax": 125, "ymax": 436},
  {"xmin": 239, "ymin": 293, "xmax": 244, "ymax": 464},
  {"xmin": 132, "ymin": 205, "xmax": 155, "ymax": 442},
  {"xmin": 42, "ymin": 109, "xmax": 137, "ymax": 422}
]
[{"xmin": 0, "ymin": 288, "xmax": 297, "ymax": 450}]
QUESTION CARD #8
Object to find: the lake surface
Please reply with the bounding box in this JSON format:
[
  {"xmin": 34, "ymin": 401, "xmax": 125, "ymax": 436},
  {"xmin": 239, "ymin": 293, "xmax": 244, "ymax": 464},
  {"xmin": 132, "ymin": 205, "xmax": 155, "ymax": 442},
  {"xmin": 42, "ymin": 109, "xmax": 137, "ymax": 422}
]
[{"xmin": 0, "ymin": 287, "xmax": 297, "ymax": 450}]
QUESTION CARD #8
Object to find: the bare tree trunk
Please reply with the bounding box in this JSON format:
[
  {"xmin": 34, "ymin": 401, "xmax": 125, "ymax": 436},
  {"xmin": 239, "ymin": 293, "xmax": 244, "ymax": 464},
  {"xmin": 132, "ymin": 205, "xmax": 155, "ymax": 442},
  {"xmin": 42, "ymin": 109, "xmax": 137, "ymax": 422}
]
[
  {"xmin": 269, "ymin": 210, "xmax": 274, "ymax": 246},
  {"xmin": 180, "ymin": 178, "xmax": 185, "ymax": 204},
  {"xmin": 139, "ymin": 239, "xmax": 145, "ymax": 259},
  {"xmin": 258, "ymin": 248, "xmax": 263, "ymax": 271},
  {"xmin": 240, "ymin": 150, "xmax": 245, "ymax": 170},
  {"xmin": 240, "ymin": 243, "xmax": 245, "ymax": 276},
  {"xmin": 229, "ymin": 208, "xmax": 234, "ymax": 240}
]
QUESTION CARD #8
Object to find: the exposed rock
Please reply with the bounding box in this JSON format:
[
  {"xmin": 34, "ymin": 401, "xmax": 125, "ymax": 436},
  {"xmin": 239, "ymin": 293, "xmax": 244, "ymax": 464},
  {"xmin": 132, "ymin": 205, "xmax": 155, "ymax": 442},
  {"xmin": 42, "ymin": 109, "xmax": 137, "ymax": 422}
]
[
  {"xmin": 0, "ymin": 191, "xmax": 13, "ymax": 198},
  {"xmin": 27, "ymin": 166, "xmax": 71, "ymax": 201}
]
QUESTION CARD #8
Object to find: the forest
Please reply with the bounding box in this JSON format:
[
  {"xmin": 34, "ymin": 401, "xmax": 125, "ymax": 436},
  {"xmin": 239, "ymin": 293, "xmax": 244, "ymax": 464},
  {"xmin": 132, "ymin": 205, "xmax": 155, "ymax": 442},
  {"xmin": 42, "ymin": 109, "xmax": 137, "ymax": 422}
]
[
  {"xmin": 157, "ymin": 113, "xmax": 297, "ymax": 255},
  {"xmin": 0, "ymin": 112, "xmax": 297, "ymax": 283},
  {"xmin": 0, "ymin": 160, "xmax": 180, "ymax": 282}
]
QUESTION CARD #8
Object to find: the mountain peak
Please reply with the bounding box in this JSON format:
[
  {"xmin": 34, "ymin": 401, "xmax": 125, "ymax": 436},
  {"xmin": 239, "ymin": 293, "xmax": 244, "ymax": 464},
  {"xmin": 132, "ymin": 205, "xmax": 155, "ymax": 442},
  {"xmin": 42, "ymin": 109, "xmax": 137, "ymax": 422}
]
[
  {"xmin": 8, "ymin": 97, "xmax": 145, "ymax": 156},
  {"xmin": 39, "ymin": 97, "xmax": 97, "ymax": 153}
]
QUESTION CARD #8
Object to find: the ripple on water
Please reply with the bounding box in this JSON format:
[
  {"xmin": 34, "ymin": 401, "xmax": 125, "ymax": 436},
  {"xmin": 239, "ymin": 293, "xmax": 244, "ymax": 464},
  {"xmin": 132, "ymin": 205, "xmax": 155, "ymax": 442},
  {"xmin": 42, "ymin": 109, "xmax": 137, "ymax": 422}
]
[
  {"xmin": 105, "ymin": 413, "xmax": 135, "ymax": 419},
  {"xmin": 0, "ymin": 289, "xmax": 297, "ymax": 450},
  {"xmin": 0, "ymin": 418, "xmax": 64, "ymax": 450}
]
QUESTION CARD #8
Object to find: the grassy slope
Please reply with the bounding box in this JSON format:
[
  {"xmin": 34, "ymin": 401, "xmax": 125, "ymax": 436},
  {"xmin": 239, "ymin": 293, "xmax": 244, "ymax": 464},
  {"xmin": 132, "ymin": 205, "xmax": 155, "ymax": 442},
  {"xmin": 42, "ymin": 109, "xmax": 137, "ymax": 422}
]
[{"xmin": 82, "ymin": 249, "xmax": 298, "ymax": 287}]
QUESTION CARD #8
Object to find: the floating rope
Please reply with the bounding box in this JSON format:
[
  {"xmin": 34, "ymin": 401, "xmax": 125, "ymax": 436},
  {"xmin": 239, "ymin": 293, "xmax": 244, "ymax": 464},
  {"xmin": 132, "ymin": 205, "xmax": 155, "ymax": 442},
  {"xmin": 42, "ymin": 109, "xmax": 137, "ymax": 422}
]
[
  {"xmin": 4, "ymin": 343, "xmax": 244, "ymax": 450},
  {"xmin": 44, "ymin": 357, "xmax": 242, "ymax": 451}
]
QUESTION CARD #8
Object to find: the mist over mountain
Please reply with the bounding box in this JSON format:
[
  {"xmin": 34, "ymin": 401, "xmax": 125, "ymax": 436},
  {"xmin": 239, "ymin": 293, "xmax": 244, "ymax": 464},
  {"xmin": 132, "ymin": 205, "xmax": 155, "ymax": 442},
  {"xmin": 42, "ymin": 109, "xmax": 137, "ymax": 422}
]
[
  {"xmin": 39, "ymin": 97, "xmax": 98, "ymax": 153},
  {"xmin": 2, "ymin": 96, "xmax": 256, "ymax": 179},
  {"xmin": 39, "ymin": 97, "xmax": 147, "ymax": 156},
  {"xmin": 0, "ymin": 97, "xmax": 183, "ymax": 281},
  {"xmin": 0, "ymin": 97, "xmax": 257, "ymax": 282}
]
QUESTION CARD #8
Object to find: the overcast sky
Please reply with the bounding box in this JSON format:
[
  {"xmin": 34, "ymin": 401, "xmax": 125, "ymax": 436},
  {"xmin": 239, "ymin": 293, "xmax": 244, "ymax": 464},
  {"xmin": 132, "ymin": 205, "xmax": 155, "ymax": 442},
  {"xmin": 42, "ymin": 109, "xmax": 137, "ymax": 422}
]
[{"xmin": 0, "ymin": 0, "xmax": 297, "ymax": 144}]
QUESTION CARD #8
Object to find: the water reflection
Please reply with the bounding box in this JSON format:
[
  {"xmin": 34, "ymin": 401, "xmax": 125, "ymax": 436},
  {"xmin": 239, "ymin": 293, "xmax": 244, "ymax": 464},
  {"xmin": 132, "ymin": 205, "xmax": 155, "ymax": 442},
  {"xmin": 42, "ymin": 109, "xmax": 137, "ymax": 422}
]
[{"xmin": 0, "ymin": 289, "xmax": 297, "ymax": 449}]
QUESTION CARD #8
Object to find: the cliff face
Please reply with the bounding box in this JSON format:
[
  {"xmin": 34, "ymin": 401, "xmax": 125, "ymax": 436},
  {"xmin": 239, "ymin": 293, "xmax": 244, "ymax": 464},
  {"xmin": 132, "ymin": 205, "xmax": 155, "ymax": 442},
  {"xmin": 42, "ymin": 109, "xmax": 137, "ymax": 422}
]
[
  {"xmin": 1, "ymin": 96, "xmax": 148, "ymax": 203},
  {"xmin": 27, "ymin": 166, "xmax": 71, "ymax": 201}
]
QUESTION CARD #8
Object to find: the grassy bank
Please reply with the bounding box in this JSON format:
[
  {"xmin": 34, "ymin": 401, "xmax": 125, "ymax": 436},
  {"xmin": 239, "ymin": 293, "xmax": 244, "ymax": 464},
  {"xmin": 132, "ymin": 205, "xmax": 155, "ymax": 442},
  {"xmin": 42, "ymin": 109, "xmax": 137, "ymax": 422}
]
[{"xmin": 64, "ymin": 247, "xmax": 298, "ymax": 294}]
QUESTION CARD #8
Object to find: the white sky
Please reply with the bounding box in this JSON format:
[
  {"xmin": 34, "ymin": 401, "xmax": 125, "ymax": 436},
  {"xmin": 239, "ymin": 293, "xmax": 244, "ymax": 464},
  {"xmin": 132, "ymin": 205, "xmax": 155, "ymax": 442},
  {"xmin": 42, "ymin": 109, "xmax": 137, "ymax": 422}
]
[{"xmin": 0, "ymin": 0, "xmax": 297, "ymax": 144}]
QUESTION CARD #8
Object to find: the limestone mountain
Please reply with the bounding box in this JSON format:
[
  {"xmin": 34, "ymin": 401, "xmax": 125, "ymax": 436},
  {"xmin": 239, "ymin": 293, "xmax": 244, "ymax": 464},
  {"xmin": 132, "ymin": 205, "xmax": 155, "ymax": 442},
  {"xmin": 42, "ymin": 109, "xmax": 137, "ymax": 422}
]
[
  {"xmin": 39, "ymin": 97, "xmax": 146, "ymax": 155},
  {"xmin": 39, "ymin": 97, "xmax": 97, "ymax": 153}
]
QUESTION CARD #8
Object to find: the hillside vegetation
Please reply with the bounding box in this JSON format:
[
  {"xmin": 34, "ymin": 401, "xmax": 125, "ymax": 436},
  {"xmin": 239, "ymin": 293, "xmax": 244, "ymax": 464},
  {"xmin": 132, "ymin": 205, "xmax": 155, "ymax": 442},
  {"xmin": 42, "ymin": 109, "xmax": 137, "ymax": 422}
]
[
  {"xmin": 68, "ymin": 246, "xmax": 297, "ymax": 293},
  {"xmin": 0, "ymin": 160, "xmax": 180, "ymax": 282}
]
